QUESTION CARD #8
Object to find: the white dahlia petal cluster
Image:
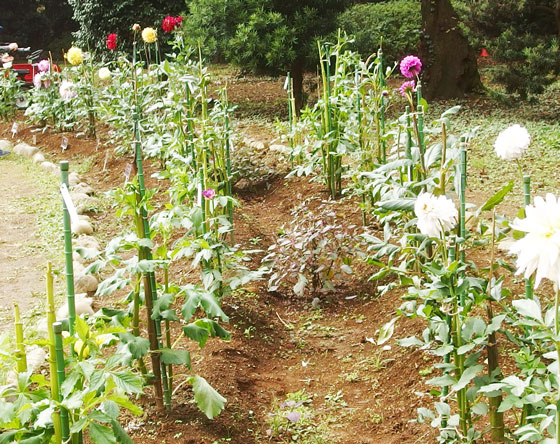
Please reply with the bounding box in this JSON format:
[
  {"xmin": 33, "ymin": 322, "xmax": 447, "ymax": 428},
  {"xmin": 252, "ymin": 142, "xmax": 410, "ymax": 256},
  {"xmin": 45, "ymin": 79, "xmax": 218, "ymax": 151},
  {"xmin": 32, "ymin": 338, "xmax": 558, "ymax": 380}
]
[
  {"xmin": 510, "ymin": 193, "xmax": 560, "ymax": 287},
  {"xmin": 414, "ymin": 193, "xmax": 458, "ymax": 238},
  {"xmin": 494, "ymin": 124, "xmax": 530, "ymax": 160}
]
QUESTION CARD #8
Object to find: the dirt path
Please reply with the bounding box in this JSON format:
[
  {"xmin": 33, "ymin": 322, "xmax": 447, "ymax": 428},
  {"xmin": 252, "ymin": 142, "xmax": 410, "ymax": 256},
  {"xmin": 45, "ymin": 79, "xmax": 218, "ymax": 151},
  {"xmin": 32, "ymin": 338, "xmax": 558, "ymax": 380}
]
[{"xmin": 0, "ymin": 156, "xmax": 48, "ymax": 331}]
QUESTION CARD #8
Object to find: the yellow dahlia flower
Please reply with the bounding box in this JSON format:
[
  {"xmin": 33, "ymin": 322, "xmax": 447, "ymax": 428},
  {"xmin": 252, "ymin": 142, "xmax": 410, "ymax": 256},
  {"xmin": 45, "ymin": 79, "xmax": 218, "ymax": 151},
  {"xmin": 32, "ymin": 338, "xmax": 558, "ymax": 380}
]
[
  {"xmin": 66, "ymin": 46, "xmax": 83, "ymax": 66},
  {"xmin": 142, "ymin": 27, "xmax": 157, "ymax": 43}
]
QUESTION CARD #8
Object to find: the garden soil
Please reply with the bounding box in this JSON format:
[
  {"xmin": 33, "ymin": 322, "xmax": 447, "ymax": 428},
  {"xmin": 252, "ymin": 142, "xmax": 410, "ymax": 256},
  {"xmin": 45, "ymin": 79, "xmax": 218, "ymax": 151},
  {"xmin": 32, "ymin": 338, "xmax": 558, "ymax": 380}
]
[{"xmin": 0, "ymin": 92, "xmax": 441, "ymax": 442}]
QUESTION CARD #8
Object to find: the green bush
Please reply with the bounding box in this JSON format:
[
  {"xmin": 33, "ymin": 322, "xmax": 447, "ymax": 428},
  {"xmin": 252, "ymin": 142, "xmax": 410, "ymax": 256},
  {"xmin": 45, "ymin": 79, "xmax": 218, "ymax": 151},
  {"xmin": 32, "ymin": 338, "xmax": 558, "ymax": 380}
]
[{"xmin": 337, "ymin": 0, "xmax": 421, "ymax": 64}]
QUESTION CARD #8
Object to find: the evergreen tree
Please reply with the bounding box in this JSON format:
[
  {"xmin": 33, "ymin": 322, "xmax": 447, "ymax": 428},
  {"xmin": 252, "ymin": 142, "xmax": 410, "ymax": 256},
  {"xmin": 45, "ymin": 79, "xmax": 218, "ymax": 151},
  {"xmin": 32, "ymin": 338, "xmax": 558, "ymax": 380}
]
[
  {"xmin": 68, "ymin": 0, "xmax": 184, "ymax": 55},
  {"xmin": 184, "ymin": 0, "xmax": 352, "ymax": 110},
  {"xmin": 454, "ymin": 0, "xmax": 560, "ymax": 98}
]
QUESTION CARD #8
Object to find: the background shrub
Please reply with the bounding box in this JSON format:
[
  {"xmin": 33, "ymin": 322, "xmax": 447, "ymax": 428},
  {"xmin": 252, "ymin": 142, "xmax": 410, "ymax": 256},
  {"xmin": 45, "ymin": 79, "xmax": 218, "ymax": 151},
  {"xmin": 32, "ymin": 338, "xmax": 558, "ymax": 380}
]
[{"xmin": 337, "ymin": 0, "xmax": 421, "ymax": 64}]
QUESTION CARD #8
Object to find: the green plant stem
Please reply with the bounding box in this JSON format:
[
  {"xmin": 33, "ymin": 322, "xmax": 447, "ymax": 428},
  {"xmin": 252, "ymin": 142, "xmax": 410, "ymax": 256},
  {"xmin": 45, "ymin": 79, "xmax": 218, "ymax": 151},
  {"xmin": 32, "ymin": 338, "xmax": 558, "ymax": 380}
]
[
  {"xmin": 46, "ymin": 263, "xmax": 62, "ymax": 444},
  {"xmin": 555, "ymin": 285, "xmax": 560, "ymax": 444}
]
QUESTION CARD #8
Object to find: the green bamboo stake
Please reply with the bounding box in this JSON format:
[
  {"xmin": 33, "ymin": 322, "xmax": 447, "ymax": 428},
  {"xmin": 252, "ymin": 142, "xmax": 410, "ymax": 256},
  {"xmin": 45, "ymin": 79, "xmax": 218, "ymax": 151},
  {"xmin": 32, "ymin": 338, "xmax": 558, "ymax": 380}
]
[
  {"xmin": 405, "ymin": 106, "xmax": 413, "ymax": 180},
  {"xmin": 60, "ymin": 161, "xmax": 76, "ymax": 341},
  {"xmin": 378, "ymin": 49, "xmax": 387, "ymax": 164},
  {"xmin": 53, "ymin": 322, "xmax": 70, "ymax": 443},
  {"xmin": 224, "ymin": 91, "xmax": 234, "ymax": 242},
  {"xmin": 132, "ymin": 39, "xmax": 168, "ymax": 411},
  {"xmin": 416, "ymin": 105, "xmax": 427, "ymax": 180},
  {"xmin": 459, "ymin": 138, "xmax": 467, "ymax": 267},
  {"xmin": 440, "ymin": 121, "xmax": 448, "ymax": 195},
  {"xmin": 46, "ymin": 263, "xmax": 62, "ymax": 444},
  {"xmin": 523, "ymin": 175, "xmax": 533, "ymax": 299},
  {"xmin": 14, "ymin": 303, "xmax": 27, "ymax": 373}
]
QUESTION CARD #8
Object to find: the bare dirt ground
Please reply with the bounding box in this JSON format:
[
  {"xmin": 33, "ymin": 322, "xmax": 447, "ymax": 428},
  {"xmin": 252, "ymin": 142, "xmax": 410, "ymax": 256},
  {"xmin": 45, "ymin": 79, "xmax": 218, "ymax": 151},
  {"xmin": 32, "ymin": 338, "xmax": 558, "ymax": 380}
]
[{"xmin": 0, "ymin": 156, "xmax": 48, "ymax": 330}]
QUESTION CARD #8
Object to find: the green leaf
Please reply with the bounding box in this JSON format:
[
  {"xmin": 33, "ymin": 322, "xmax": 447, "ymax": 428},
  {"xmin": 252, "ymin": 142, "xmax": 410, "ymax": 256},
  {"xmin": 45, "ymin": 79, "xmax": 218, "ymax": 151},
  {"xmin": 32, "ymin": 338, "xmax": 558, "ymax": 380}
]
[
  {"xmin": 75, "ymin": 316, "xmax": 90, "ymax": 341},
  {"xmin": 111, "ymin": 372, "xmax": 143, "ymax": 394},
  {"xmin": 160, "ymin": 348, "xmax": 191, "ymax": 367},
  {"xmin": 118, "ymin": 333, "xmax": 150, "ymax": 359},
  {"xmin": 101, "ymin": 400, "xmax": 120, "ymax": 420},
  {"xmin": 151, "ymin": 292, "xmax": 175, "ymax": 320},
  {"xmin": 377, "ymin": 317, "xmax": 397, "ymax": 345},
  {"xmin": 512, "ymin": 299, "xmax": 543, "ymax": 323},
  {"xmin": 397, "ymin": 336, "xmax": 424, "ymax": 347},
  {"xmin": 108, "ymin": 395, "xmax": 143, "ymax": 416},
  {"xmin": 427, "ymin": 374, "xmax": 456, "ymax": 387},
  {"xmin": 199, "ymin": 291, "xmax": 228, "ymax": 322},
  {"xmin": 183, "ymin": 323, "xmax": 210, "ymax": 348},
  {"xmin": 0, "ymin": 431, "xmax": 18, "ymax": 444},
  {"xmin": 471, "ymin": 402, "xmax": 488, "ymax": 416},
  {"xmin": 111, "ymin": 419, "xmax": 134, "ymax": 444},
  {"xmin": 181, "ymin": 288, "xmax": 201, "ymax": 321},
  {"xmin": 376, "ymin": 198, "xmax": 415, "ymax": 212},
  {"xmin": 34, "ymin": 406, "xmax": 54, "ymax": 428},
  {"xmin": 89, "ymin": 422, "xmax": 116, "ymax": 444},
  {"xmin": 452, "ymin": 364, "xmax": 484, "ymax": 392},
  {"xmin": 192, "ymin": 375, "xmax": 226, "ymax": 419},
  {"xmin": 63, "ymin": 391, "xmax": 85, "ymax": 410},
  {"xmin": 478, "ymin": 181, "xmax": 514, "ymax": 213},
  {"xmin": 0, "ymin": 402, "xmax": 15, "ymax": 424},
  {"xmin": 19, "ymin": 433, "xmax": 46, "ymax": 444}
]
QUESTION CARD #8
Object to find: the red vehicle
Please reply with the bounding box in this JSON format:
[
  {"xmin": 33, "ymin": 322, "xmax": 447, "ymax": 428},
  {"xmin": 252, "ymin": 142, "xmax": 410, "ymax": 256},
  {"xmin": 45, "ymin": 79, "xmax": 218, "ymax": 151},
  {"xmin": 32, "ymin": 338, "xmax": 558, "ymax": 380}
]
[{"xmin": 10, "ymin": 48, "xmax": 61, "ymax": 87}]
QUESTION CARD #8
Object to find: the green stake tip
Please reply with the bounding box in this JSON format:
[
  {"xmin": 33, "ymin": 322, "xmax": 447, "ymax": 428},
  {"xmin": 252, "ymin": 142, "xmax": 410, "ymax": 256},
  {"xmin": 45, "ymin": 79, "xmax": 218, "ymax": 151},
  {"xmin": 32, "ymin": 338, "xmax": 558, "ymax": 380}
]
[
  {"xmin": 53, "ymin": 322, "xmax": 63, "ymax": 334},
  {"xmin": 60, "ymin": 161, "xmax": 69, "ymax": 171}
]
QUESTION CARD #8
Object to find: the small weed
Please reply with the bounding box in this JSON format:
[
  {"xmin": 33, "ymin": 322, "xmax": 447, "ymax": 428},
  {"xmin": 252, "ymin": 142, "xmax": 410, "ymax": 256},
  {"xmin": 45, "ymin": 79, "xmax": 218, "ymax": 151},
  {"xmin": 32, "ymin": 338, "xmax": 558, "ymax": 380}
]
[{"xmin": 266, "ymin": 390, "xmax": 332, "ymax": 444}]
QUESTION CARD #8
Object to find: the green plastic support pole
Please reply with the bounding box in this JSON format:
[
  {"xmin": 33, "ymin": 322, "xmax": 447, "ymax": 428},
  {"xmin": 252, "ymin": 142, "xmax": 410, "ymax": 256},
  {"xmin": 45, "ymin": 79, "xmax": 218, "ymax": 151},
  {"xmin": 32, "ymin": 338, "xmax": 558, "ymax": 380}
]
[
  {"xmin": 14, "ymin": 303, "xmax": 27, "ymax": 373},
  {"xmin": 523, "ymin": 175, "xmax": 533, "ymax": 299},
  {"xmin": 46, "ymin": 263, "xmax": 62, "ymax": 444},
  {"xmin": 224, "ymin": 96, "xmax": 234, "ymax": 243},
  {"xmin": 378, "ymin": 49, "xmax": 386, "ymax": 163},
  {"xmin": 53, "ymin": 322, "xmax": 70, "ymax": 443},
  {"xmin": 405, "ymin": 106, "xmax": 413, "ymax": 181},
  {"xmin": 459, "ymin": 137, "xmax": 467, "ymax": 276},
  {"xmin": 60, "ymin": 161, "xmax": 76, "ymax": 340},
  {"xmin": 132, "ymin": 41, "xmax": 169, "ymax": 411}
]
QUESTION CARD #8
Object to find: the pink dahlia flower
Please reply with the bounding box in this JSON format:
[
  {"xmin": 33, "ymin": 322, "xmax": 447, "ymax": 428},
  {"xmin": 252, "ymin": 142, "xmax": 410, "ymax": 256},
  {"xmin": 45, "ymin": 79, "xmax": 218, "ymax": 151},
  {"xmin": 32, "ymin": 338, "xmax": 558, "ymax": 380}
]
[
  {"xmin": 399, "ymin": 80, "xmax": 416, "ymax": 97},
  {"xmin": 202, "ymin": 188, "xmax": 216, "ymax": 199},
  {"xmin": 37, "ymin": 59, "xmax": 50, "ymax": 73},
  {"xmin": 400, "ymin": 55, "xmax": 422, "ymax": 78}
]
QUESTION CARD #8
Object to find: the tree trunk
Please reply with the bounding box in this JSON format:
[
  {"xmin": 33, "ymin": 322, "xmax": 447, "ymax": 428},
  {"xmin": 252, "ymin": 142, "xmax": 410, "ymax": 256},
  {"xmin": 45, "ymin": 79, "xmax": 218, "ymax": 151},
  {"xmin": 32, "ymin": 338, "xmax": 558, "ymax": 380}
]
[
  {"xmin": 291, "ymin": 57, "xmax": 304, "ymax": 114},
  {"xmin": 420, "ymin": 0, "xmax": 482, "ymax": 100}
]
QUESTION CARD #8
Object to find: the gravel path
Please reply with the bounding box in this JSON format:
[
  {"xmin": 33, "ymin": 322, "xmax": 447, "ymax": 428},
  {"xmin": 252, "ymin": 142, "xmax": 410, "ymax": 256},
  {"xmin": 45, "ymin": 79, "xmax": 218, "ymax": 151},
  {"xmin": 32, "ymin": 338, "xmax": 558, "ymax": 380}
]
[{"xmin": 0, "ymin": 156, "xmax": 48, "ymax": 331}]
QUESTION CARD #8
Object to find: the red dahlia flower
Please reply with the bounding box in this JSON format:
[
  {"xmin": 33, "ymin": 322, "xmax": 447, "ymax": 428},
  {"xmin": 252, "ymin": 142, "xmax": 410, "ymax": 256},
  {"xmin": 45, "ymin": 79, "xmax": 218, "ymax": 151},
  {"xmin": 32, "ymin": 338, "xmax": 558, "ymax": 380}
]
[
  {"xmin": 106, "ymin": 33, "xmax": 117, "ymax": 50},
  {"xmin": 162, "ymin": 15, "xmax": 183, "ymax": 33}
]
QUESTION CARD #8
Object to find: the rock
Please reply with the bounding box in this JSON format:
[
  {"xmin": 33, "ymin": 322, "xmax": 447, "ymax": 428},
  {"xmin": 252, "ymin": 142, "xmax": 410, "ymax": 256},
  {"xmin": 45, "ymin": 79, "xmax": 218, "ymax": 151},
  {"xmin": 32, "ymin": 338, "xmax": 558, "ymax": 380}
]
[
  {"xmin": 14, "ymin": 142, "xmax": 37, "ymax": 158},
  {"xmin": 250, "ymin": 140, "xmax": 266, "ymax": 150},
  {"xmin": 270, "ymin": 144, "xmax": 290, "ymax": 154},
  {"xmin": 74, "ymin": 235, "xmax": 101, "ymax": 251},
  {"xmin": 56, "ymin": 293, "xmax": 94, "ymax": 319},
  {"xmin": 73, "ymin": 261, "xmax": 85, "ymax": 275},
  {"xmin": 78, "ymin": 214, "xmax": 90, "ymax": 221},
  {"xmin": 0, "ymin": 139, "xmax": 13, "ymax": 152},
  {"xmin": 69, "ymin": 172, "xmax": 80, "ymax": 187},
  {"xmin": 311, "ymin": 297, "xmax": 321, "ymax": 308},
  {"xmin": 75, "ymin": 197, "xmax": 101, "ymax": 215},
  {"xmin": 26, "ymin": 345, "xmax": 47, "ymax": 373},
  {"xmin": 72, "ymin": 219, "xmax": 94, "ymax": 235},
  {"xmin": 70, "ymin": 192, "xmax": 90, "ymax": 205},
  {"xmin": 75, "ymin": 275, "xmax": 98, "ymax": 293},
  {"xmin": 32, "ymin": 152, "xmax": 45, "ymax": 164},
  {"xmin": 40, "ymin": 161, "xmax": 58, "ymax": 174},
  {"xmin": 73, "ymin": 182, "xmax": 95, "ymax": 195}
]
